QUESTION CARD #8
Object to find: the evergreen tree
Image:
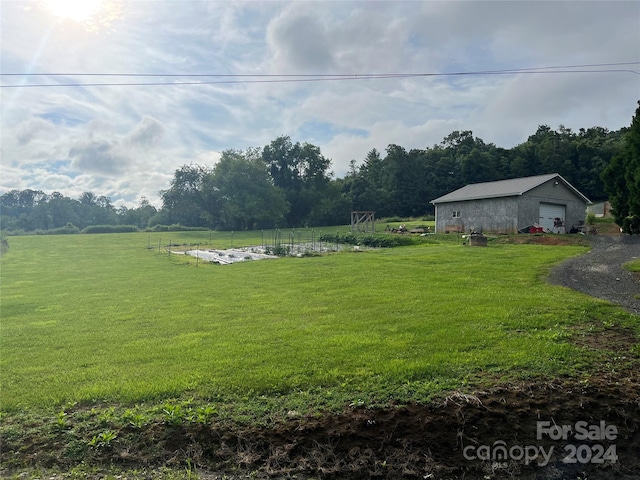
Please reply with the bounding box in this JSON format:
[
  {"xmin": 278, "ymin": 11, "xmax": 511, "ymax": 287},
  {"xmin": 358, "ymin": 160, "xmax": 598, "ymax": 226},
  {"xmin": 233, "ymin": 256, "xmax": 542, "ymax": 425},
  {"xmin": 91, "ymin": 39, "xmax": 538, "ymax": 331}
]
[{"xmin": 602, "ymin": 101, "xmax": 640, "ymax": 234}]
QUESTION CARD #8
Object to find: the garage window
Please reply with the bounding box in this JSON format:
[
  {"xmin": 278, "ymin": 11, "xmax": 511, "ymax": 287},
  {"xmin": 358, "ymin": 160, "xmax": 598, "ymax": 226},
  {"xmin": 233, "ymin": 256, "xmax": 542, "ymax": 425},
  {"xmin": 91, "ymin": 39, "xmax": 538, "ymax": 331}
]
[{"xmin": 452, "ymin": 211, "xmax": 461, "ymax": 218}]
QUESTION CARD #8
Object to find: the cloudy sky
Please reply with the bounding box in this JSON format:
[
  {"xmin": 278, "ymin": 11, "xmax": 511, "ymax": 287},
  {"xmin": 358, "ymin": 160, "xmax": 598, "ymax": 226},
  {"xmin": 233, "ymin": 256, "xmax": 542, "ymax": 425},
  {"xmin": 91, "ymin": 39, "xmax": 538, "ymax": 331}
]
[{"xmin": 1, "ymin": 1, "xmax": 639, "ymax": 208}]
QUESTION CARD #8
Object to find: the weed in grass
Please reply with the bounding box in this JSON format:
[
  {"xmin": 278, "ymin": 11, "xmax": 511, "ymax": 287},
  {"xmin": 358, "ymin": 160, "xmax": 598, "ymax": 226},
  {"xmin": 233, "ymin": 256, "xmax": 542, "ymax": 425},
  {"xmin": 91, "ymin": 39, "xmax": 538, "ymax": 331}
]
[
  {"xmin": 162, "ymin": 403, "xmax": 186, "ymax": 425},
  {"xmin": 97, "ymin": 406, "xmax": 117, "ymax": 426},
  {"xmin": 54, "ymin": 409, "xmax": 67, "ymax": 429},
  {"xmin": 123, "ymin": 409, "xmax": 149, "ymax": 428},
  {"xmin": 184, "ymin": 459, "xmax": 198, "ymax": 480},
  {"xmin": 194, "ymin": 405, "xmax": 217, "ymax": 424},
  {"xmin": 88, "ymin": 429, "xmax": 118, "ymax": 449},
  {"xmin": 6, "ymin": 465, "xmax": 208, "ymax": 480}
]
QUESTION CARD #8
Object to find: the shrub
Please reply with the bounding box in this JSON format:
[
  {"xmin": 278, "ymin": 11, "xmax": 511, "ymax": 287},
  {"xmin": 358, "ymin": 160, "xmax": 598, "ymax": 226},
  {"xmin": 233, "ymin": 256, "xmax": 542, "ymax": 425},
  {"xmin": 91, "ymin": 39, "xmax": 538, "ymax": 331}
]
[
  {"xmin": 48, "ymin": 223, "xmax": 81, "ymax": 235},
  {"xmin": 171, "ymin": 225, "xmax": 208, "ymax": 231},
  {"xmin": 264, "ymin": 244, "xmax": 290, "ymax": 256},
  {"xmin": 146, "ymin": 224, "xmax": 208, "ymax": 232},
  {"xmin": 31, "ymin": 223, "xmax": 80, "ymax": 235},
  {"xmin": 318, "ymin": 233, "xmax": 418, "ymax": 248},
  {"xmin": 622, "ymin": 215, "xmax": 640, "ymax": 235},
  {"xmin": 82, "ymin": 225, "xmax": 140, "ymax": 234},
  {"xmin": 148, "ymin": 224, "xmax": 170, "ymax": 232}
]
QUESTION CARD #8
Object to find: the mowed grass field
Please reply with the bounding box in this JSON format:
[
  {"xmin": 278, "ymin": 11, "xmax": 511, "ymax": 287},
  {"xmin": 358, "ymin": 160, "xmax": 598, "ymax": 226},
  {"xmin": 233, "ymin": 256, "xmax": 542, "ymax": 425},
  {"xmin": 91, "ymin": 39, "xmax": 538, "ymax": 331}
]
[{"xmin": 0, "ymin": 229, "xmax": 633, "ymax": 413}]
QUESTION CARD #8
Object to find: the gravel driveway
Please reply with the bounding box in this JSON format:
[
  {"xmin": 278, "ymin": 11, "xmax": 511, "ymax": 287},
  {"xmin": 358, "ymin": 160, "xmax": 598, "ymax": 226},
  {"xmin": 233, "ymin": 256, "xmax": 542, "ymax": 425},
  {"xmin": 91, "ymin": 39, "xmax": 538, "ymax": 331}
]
[{"xmin": 549, "ymin": 235, "xmax": 640, "ymax": 315}]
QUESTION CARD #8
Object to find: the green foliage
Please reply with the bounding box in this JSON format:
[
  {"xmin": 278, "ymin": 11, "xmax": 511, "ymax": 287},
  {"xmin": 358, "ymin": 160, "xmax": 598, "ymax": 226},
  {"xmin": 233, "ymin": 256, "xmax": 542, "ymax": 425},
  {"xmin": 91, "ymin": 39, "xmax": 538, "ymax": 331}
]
[
  {"xmin": 623, "ymin": 259, "xmax": 640, "ymax": 273},
  {"xmin": 18, "ymin": 227, "xmax": 80, "ymax": 236},
  {"xmin": 39, "ymin": 223, "xmax": 81, "ymax": 235},
  {"xmin": 602, "ymin": 101, "xmax": 640, "ymax": 234},
  {"xmin": 1, "ymin": 465, "xmax": 206, "ymax": 480},
  {"xmin": 264, "ymin": 243, "xmax": 291, "ymax": 256},
  {"xmin": 194, "ymin": 405, "xmax": 217, "ymax": 424},
  {"xmin": 161, "ymin": 403, "xmax": 186, "ymax": 425},
  {"xmin": 88, "ymin": 430, "xmax": 117, "ymax": 449},
  {"xmin": 262, "ymin": 135, "xmax": 332, "ymax": 227},
  {"xmin": 318, "ymin": 232, "xmax": 420, "ymax": 248},
  {"xmin": 622, "ymin": 215, "xmax": 640, "ymax": 235},
  {"xmin": 123, "ymin": 409, "xmax": 149, "ymax": 428},
  {"xmin": 210, "ymin": 148, "xmax": 290, "ymax": 230},
  {"xmin": 118, "ymin": 197, "xmax": 158, "ymax": 229},
  {"xmin": 82, "ymin": 224, "xmax": 140, "ymax": 234},
  {"xmin": 54, "ymin": 410, "xmax": 68, "ymax": 429},
  {"xmin": 147, "ymin": 224, "xmax": 208, "ymax": 232},
  {"xmin": 159, "ymin": 164, "xmax": 212, "ymax": 228},
  {"xmin": 0, "ymin": 189, "xmax": 118, "ymax": 232}
]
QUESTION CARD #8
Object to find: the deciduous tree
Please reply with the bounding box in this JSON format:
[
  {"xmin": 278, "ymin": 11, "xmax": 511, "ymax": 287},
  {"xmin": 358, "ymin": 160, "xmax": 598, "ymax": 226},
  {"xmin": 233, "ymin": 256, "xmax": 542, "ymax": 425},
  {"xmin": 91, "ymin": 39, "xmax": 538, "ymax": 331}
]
[
  {"xmin": 210, "ymin": 148, "xmax": 288, "ymax": 230},
  {"xmin": 262, "ymin": 136, "xmax": 332, "ymax": 226}
]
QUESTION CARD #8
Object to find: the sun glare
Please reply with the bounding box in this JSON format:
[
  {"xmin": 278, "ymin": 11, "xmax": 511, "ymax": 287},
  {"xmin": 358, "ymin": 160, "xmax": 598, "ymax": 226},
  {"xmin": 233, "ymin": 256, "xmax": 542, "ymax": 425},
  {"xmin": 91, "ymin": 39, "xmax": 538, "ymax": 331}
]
[{"xmin": 44, "ymin": 0, "xmax": 103, "ymax": 23}]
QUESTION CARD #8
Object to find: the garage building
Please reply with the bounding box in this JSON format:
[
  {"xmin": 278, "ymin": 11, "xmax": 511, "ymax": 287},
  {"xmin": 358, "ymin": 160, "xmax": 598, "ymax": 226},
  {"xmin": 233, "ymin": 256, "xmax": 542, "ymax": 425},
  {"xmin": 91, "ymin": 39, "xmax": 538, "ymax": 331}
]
[{"xmin": 431, "ymin": 173, "xmax": 590, "ymax": 234}]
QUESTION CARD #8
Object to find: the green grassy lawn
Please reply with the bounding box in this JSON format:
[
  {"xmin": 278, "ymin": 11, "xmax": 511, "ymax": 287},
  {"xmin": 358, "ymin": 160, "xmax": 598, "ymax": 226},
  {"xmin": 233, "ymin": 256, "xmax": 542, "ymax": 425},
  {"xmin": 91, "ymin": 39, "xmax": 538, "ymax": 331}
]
[
  {"xmin": 1, "ymin": 229, "xmax": 634, "ymax": 415},
  {"xmin": 625, "ymin": 259, "xmax": 640, "ymax": 301},
  {"xmin": 625, "ymin": 259, "xmax": 640, "ymax": 272}
]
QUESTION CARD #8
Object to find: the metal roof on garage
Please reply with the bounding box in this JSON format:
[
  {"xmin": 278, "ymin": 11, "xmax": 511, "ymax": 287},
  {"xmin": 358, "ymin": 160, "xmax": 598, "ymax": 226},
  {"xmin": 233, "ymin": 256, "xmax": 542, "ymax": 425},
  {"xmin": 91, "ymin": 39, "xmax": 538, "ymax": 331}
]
[{"xmin": 430, "ymin": 173, "xmax": 590, "ymax": 204}]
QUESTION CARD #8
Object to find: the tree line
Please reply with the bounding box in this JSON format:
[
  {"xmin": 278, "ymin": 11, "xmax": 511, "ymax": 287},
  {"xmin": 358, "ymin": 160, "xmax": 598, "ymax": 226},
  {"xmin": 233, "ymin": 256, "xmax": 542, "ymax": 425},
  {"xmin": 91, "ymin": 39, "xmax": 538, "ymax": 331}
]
[
  {"xmin": 0, "ymin": 191, "xmax": 158, "ymax": 233},
  {"xmin": 2, "ymin": 116, "xmax": 637, "ymax": 233}
]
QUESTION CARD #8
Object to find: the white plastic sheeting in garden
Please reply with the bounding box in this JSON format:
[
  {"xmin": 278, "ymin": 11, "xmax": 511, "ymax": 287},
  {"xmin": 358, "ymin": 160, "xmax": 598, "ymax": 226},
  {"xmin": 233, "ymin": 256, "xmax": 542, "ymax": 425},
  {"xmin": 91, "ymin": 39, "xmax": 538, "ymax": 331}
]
[{"xmin": 183, "ymin": 248, "xmax": 277, "ymax": 264}]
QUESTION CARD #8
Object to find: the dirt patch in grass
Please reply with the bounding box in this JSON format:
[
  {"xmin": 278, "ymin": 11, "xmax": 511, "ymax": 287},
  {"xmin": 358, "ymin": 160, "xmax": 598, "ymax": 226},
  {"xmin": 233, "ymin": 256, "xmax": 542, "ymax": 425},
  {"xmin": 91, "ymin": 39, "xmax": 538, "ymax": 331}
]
[
  {"xmin": 569, "ymin": 322, "xmax": 638, "ymax": 352},
  {"xmin": 3, "ymin": 324, "xmax": 639, "ymax": 480},
  {"xmin": 225, "ymin": 374, "xmax": 640, "ymax": 479},
  {"xmin": 494, "ymin": 234, "xmax": 591, "ymax": 246}
]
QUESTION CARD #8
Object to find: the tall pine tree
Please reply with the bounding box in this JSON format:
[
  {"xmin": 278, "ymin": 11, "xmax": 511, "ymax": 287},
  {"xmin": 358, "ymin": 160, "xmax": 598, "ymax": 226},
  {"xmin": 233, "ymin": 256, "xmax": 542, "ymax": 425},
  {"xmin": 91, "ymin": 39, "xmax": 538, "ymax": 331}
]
[{"xmin": 602, "ymin": 101, "xmax": 640, "ymax": 234}]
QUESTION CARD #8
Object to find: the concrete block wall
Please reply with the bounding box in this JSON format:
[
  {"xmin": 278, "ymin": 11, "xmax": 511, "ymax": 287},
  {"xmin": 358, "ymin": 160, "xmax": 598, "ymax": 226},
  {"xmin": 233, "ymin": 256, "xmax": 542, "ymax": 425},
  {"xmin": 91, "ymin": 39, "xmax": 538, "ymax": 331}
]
[
  {"xmin": 435, "ymin": 197, "xmax": 519, "ymax": 234},
  {"xmin": 433, "ymin": 177, "xmax": 589, "ymax": 235}
]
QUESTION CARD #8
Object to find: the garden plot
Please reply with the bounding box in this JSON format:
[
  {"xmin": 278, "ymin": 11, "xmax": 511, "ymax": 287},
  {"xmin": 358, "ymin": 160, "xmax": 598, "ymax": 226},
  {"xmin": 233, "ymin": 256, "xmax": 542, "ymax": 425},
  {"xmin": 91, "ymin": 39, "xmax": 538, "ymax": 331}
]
[
  {"xmin": 176, "ymin": 241, "xmax": 360, "ymax": 264},
  {"xmin": 181, "ymin": 248, "xmax": 278, "ymax": 264}
]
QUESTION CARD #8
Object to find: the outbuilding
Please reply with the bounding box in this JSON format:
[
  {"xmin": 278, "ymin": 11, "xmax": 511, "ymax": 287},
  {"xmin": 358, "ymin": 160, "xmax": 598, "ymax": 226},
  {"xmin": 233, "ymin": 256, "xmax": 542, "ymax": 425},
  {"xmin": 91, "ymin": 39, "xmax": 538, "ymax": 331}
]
[{"xmin": 431, "ymin": 173, "xmax": 590, "ymax": 234}]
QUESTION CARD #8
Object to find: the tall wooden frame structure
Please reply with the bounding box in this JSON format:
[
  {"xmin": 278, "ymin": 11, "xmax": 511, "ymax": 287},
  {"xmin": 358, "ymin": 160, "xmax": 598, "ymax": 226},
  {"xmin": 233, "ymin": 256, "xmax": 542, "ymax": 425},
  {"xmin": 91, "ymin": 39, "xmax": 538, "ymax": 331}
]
[{"xmin": 351, "ymin": 211, "xmax": 375, "ymax": 233}]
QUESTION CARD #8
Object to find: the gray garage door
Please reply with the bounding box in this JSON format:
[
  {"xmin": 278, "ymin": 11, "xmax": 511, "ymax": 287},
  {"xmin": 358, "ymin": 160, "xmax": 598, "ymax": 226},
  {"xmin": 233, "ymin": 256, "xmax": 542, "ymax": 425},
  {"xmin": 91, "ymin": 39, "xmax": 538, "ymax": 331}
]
[{"xmin": 539, "ymin": 203, "xmax": 566, "ymax": 232}]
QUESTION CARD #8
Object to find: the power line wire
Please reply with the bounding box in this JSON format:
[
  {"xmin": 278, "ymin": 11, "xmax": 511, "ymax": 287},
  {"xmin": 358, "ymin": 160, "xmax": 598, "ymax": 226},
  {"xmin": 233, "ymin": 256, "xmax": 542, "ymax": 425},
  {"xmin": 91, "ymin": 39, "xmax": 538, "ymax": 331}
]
[
  {"xmin": 2, "ymin": 62, "xmax": 638, "ymax": 88},
  {"xmin": 3, "ymin": 61, "xmax": 639, "ymax": 77}
]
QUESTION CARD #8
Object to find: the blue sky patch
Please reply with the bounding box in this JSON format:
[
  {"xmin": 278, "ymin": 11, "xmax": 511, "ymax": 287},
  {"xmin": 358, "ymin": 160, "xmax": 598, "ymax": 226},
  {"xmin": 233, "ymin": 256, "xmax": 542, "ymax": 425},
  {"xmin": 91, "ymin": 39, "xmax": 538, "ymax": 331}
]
[
  {"xmin": 298, "ymin": 121, "xmax": 368, "ymax": 143},
  {"xmin": 39, "ymin": 111, "xmax": 88, "ymax": 127}
]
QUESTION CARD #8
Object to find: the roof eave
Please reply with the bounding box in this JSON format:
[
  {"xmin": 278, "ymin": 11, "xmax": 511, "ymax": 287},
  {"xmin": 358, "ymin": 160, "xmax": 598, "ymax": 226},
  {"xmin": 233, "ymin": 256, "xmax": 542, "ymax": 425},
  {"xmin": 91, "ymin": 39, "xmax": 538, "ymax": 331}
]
[{"xmin": 431, "ymin": 192, "xmax": 522, "ymax": 204}]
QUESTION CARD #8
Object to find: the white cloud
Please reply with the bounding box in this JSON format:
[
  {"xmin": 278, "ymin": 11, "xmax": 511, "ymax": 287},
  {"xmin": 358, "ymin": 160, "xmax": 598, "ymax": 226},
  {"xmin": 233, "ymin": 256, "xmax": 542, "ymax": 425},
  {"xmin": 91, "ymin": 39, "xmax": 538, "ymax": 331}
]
[
  {"xmin": 68, "ymin": 139, "xmax": 130, "ymax": 175},
  {"xmin": 15, "ymin": 117, "xmax": 57, "ymax": 144},
  {"xmin": 1, "ymin": 0, "xmax": 638, "ymax": 208},
  {"xmin": 267, "ymin": 9, "xmax": 336, "ymax": 72},
  {"xmin": 124, "ymin": 116, "xmax": 165, "ymax": 148}
]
